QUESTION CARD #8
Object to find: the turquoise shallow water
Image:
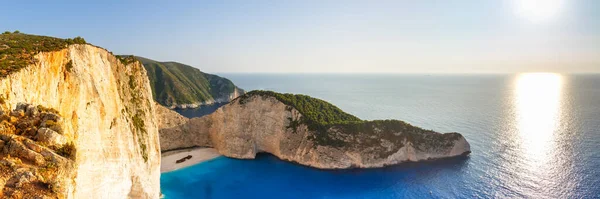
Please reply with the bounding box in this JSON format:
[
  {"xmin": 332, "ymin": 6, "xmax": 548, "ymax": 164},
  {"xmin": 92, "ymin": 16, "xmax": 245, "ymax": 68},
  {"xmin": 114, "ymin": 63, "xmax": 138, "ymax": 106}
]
[{"xmin": 162, "ymin": 74, "xmax": 600, "ymax": 198}]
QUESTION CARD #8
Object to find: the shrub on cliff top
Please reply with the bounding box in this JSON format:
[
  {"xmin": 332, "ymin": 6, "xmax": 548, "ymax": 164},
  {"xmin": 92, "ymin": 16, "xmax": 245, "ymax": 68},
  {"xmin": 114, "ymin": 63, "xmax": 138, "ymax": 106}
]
[
  {"xmin": 0, "ymin": 33, "xmax": 88, "ymax": 77},
  {"xmin": 65, "ymin": 36, "xmax": 86, "ymax": 44},
  {"xmin": 116, "ymin": 55, "xmax": 138, "ymax": 66},
  {"xmin": 240, "ymin": 90, "xmax": 361, "ymax": 126}
]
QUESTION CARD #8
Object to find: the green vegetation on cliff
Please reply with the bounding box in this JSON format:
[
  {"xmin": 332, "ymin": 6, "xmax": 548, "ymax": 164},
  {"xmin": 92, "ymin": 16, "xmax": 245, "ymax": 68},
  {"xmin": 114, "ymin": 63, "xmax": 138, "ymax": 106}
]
[
  {"xmin": 136, "ymin": 56, "xmax": 244, "ymax": 108},
  {"xmin": 240, "ymin": 91, "xmax": 462, "ymax": 155},
  {"xmin": 0, "ymin": 32, "xmax": 86, "ymax": 77},
  {"xmin": 239, "ymin": 90, "xmax": 361, "ymax": 125},
  {"xmin": 116, "ymin": 55, "xmax": 139, "ymax": 66}
]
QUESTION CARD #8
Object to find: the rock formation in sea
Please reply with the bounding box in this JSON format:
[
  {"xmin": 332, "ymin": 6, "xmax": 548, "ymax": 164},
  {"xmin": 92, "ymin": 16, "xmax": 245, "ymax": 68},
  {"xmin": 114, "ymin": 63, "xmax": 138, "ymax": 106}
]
[
  {"xmin": 160, "ymin": 91, "xmax": 471, "ymax": 169},
  {"xmin": 0, "ymin": 33, "xmax": 160, "ymax": 198}
]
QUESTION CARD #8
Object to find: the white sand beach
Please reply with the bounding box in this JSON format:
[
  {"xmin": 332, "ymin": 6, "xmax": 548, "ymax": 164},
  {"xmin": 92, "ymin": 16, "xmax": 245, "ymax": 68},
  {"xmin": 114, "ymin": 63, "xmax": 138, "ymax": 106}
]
[{"xmin": 161, "ymin": 147, "xmax": 222, "ymax": 173}]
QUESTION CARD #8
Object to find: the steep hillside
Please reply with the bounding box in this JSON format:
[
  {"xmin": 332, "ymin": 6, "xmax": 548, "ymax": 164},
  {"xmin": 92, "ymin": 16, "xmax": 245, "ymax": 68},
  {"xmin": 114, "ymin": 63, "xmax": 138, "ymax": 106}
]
[
  {"xmin": 136, "ymin": 56, "xmax": 244, "ymax": 109},
  {"xmin": 160, "ymin": 91, "xmax": 471, "ymax": 169},
  {"xmin": 0, "ymin": 33, "xmax": 160, "ymax": 198}
]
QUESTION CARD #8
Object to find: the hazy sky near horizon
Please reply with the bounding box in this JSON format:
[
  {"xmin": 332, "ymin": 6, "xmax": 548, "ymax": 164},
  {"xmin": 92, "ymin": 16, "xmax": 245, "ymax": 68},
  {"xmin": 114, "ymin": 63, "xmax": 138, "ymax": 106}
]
[{"xmin": 2, "ymin": 0, "xmax": 599, "ymax": 73}]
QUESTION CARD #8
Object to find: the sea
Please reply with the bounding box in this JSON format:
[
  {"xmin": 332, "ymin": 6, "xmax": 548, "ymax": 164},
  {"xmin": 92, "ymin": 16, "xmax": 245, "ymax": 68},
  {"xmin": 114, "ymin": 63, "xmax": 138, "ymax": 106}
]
[{"xmin": 161, "ymin": 74, "xmax": 600, "ymax": 199}]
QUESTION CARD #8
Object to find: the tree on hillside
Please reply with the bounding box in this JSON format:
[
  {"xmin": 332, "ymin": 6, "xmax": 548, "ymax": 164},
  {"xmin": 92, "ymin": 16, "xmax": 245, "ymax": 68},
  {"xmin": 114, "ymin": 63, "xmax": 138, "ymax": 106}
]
[
  {"xmin": 72, "ymin": 36, "xmax": 86, "ymax": 44},
  {"xmin": 65, "ymin": 36, "xmax": 87, "ymax": 45}
]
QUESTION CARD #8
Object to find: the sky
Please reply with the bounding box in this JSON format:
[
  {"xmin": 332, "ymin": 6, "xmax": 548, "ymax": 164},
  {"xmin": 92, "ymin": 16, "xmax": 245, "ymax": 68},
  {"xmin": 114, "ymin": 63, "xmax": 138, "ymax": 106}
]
[{"xmin": 1, "ymin": 0, "xmax": 599, "ymax": 73}]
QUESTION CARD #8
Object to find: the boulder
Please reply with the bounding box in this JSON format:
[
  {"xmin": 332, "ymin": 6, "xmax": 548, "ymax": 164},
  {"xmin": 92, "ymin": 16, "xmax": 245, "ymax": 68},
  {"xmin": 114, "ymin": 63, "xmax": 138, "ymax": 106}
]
[
  {"xmin": 40, "ymin": 148, "xmax": 68, "ymax": 166},
  {"xmin": 25, "ymin": 105, "xmax": 39, "ymax": 117},
  {"xmin": 0, "ymin": 159, "xmax": 16, "ymax": 168},
  {"xmin": 42, "ymin": 113, "xmax": 61, "ymax": 123},
  {"xmin": 4, "ymin": 139, "xmax": 45, "ymax": 166},
  {"xmin": 23, "ymin": 139, "xmax": 42, "ymax": 153},
  {"xmin": 35, "ymin": 128, "xmax": 66, "ymax": 147},
  {"xmin": 10, "ymin": 171, "xmax": 37, "ymax": 188},
  {"xmin": 15, "ymin": 103, "xmax": 28, "ymax": 112},
  {"xmin": 10, "ymin": 109, "xmax": 24, "ymax": 118}
]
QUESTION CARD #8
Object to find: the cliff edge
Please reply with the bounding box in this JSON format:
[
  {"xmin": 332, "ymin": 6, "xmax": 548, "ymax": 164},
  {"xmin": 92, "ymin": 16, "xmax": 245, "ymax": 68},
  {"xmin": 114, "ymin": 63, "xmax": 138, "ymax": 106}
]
[
  {"xmin": 0, "ymin": 33, "xmax": 160, "ymax": 198},
  {"xmin": 160, "ymin": 91, "xmax": 470, "ymax": 169}
]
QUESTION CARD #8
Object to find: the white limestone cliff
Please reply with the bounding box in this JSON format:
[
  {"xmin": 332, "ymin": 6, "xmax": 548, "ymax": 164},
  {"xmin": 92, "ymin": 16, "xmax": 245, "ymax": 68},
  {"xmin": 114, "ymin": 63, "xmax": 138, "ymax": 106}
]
[
  {"xmin": 0, "ymin": 45, "xmax": 160, "ymax": 198},
  {"xmin": 160, "ymin": 94, "xmax": 471, "ymax": 169}
]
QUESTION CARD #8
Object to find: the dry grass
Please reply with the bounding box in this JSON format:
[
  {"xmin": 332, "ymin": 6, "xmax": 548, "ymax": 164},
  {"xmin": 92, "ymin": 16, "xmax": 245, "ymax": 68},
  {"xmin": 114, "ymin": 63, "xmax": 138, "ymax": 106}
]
[{"xmin": 0, "ymin": 32, "xmax": 86, "ymax": 78}]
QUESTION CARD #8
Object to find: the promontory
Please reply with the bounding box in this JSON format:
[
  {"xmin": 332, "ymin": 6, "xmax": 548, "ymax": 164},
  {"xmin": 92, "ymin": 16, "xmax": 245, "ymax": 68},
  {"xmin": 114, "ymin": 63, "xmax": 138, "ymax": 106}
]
[{"xmin": 159, "ymin": 91, "xmax": 471, "ymax": 169}]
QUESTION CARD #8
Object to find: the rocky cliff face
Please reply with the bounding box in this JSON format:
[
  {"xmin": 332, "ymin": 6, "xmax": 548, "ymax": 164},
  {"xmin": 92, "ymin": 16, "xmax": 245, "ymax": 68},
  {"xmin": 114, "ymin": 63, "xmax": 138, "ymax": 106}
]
[
  {"xmin": 0, "ymin": 44, "xmax": 160, "ymax": 198},
  {"xmin": 160, "ymin": 94, "xmax": 470, "ymax": 169},
  {"xmin": 155, "ymin": 102, "xmax": 188, "ymax": 130}
]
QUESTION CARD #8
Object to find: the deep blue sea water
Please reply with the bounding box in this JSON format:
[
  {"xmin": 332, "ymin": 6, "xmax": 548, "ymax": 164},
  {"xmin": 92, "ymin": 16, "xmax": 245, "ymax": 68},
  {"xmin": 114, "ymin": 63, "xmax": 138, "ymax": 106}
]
[{"xmin": 162, "ymin": 74, "xmax": 600, "ymax": 199}]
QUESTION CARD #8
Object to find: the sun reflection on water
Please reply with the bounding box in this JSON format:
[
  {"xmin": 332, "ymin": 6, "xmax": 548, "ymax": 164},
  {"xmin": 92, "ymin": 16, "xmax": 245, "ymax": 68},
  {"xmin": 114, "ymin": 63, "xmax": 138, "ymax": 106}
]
[
  {"xmin": 511, "ymin": 72, "xmax": 569, "ymax": 196},
  {"xmin": 515, "ymin": 73, "xmax": 563, "ymax": 157},
  {"xmin": 515, "ymin": 73, "xmax": 563, "ymax": 160}
]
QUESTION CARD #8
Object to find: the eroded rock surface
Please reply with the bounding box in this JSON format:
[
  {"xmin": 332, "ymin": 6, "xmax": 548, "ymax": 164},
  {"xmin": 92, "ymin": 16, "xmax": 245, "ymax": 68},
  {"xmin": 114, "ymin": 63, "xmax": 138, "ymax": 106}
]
[
  {"xmin": 0, "ymin": 44, "xmax": 160, "ymax": 198},
  {"xmin": 155, "ymin": 102, "xmax": 188, "ymax": 130},
  {"xmin": 0, "ymin": 104, "xmax": 74, "ymax": 198},
  {"xmin": 160, "ymin": 94, "xmax": 471, "ymax": 169}
]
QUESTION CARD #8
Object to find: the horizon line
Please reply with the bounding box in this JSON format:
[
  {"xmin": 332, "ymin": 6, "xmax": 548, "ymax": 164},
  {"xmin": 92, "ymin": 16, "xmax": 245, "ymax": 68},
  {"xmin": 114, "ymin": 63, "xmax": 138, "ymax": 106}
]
[{"xmin": 213, "ymin": 72, "xmax": 600, "ymax": 75}]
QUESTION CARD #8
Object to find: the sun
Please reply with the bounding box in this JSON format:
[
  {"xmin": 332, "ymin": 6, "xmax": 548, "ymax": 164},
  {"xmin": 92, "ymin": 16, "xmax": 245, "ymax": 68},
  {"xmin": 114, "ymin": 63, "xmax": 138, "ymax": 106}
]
[{"xmin": 512, "ymin": 0, "xmax": 565, "ymax": 22}]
